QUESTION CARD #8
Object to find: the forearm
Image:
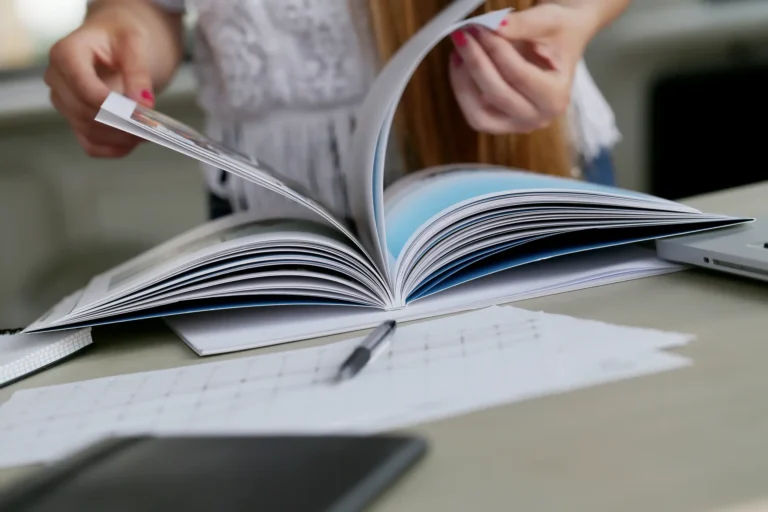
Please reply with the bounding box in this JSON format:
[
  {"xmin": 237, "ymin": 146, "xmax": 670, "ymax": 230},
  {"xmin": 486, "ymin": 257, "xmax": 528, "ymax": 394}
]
[{"xmin": 86, "ymin": 0, "xmax": 184, "ymax": 91}]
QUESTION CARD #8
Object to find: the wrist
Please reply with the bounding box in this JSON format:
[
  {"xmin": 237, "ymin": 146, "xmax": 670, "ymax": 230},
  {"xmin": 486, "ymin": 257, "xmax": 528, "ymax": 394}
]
[
  {"xmin": 85, "ymin": 0, "xmax": 146, "ymax": 31},
  {"xmin": 555, "ymin": 0, "xmax": 630, "ymax": 33},
  {"xmin": 86, "ymin": 0, "xmax": 140, "ymax": 18},
  {"xmin": 552, "ymin": 1, "xmax": 608, "ymax": 38}
]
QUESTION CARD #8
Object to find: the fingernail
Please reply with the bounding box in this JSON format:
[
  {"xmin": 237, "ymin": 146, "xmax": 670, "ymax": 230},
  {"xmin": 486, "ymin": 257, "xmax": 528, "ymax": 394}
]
[
  {"xmin": 140, "ymin": 89, "xmax": 155, "ymax": 105},
  {"xmin": 467, "ymin": 26, "xmax": 480, "ymax": 38},
  {"xmin": 500, "ymin": 19, "xmax": 508, "ymax": 27},
  {"xmin": 450, "ymin": 30, "xmax": 467, "ymax": 47},
  {"xmin": 451, "ymin": 51, "xmax": 463, "ymax": 67}
]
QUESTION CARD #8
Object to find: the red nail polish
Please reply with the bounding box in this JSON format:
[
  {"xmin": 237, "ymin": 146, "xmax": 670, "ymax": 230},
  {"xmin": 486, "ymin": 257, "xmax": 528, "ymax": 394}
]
[
  {"xmin": 451, "ymin": 30, "xmax": 467, "ymax": 47},
  {"xmin": 500, "ymin": 19, "xmax": 508, "ymax": 27},
  {"xmin": 451, "ymin": 52, "xmax": 463, "ymax": 66},
  {"xmin": 467, "ymin": 26, "xmax": 480, "ymax": 38},
  {"xmin": 141, "ymin": 89, "xmax": 155, "ymax": 104}
]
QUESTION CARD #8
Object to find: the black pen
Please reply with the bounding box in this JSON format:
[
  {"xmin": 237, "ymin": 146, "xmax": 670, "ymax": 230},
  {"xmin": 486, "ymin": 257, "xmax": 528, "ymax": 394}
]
[{"xmin": 335, "ymin": 320, "xmax": 396, "ymax": 383}]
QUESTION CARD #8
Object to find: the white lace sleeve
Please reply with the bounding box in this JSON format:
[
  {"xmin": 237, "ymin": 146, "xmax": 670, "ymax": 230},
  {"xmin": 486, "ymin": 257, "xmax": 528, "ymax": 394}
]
[{"xmin": 570, "ymin": 61, "xmax": 622, "ymax": 162}]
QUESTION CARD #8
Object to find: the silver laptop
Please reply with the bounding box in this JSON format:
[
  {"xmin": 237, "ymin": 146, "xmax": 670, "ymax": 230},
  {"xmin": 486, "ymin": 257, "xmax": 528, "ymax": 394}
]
[{"xmin": 656, "ymin": 220, "xmax": 768, "ymax": 283}]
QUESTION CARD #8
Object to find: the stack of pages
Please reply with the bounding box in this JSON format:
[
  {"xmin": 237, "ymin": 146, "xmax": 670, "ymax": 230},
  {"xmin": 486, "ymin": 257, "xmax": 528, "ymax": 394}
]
[
  {"xmin": 23, "ymin": 1, "xmax": 749, "ymax": 348},
  {"xmin": 0, "ymin": 328, "xmax": 92, "ymax": 387}
]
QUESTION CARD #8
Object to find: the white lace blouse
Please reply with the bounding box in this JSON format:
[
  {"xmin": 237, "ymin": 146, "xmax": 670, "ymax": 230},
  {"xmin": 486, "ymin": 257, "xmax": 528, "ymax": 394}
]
[{"xmin": 154, "ymin": 0, "xmax": 620, "ymax": 222}]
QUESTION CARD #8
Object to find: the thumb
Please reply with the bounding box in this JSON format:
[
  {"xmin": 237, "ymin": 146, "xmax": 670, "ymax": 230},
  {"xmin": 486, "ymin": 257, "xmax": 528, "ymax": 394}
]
[
  {"xmin": 115, "ymin": 31, "xmax": 155, "ymax": 107},
  {"xmin": 496, "ymin": 6, "xmax": 561, "ymax": 42}
]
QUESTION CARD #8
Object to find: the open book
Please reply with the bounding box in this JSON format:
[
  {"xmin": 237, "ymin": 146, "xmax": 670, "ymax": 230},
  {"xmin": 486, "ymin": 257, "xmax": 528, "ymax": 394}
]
[{"xmin": 25, "ymin": 1, "xmax": 748, "ymax": 335}]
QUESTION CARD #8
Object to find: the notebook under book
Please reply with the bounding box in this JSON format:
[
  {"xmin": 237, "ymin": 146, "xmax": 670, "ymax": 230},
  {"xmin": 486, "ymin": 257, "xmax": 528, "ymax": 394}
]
[{"xmin": 0, "ymin": 328, "xmax": 93, "ymax": 387}]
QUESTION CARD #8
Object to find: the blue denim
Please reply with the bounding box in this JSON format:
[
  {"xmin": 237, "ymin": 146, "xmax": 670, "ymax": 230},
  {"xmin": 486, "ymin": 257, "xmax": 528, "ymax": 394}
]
[
  {"xmin": 209, "ymin": 192, "xmax": 233, "ymax": 220},
  {"xmin": 582, "ymin": 149, "xmax": 616, "ymax": 186}
]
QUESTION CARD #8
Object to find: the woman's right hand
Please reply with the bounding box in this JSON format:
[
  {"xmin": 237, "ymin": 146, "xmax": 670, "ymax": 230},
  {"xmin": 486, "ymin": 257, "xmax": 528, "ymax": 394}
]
[{"xmin": 45, "ymin": 1, "xmax": 183, "ymax": 158}]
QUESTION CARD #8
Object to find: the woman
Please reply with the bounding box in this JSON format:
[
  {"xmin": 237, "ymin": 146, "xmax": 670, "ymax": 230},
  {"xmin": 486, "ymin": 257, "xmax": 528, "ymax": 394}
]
[{"xmin": 45, "ymin": 0, "xmax": 629, "ymax": 224}]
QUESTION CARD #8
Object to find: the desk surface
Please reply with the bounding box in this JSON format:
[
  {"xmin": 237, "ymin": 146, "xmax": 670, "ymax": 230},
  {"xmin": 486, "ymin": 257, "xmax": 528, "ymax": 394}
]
[{"xmin": 1, "ymin": 182, "xmax": 768, "ymax": 512}]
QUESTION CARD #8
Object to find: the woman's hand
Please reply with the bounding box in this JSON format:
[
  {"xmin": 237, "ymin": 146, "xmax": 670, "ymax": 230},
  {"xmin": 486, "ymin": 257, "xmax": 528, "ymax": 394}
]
[
  {"xmin": 448, "ymin": 3, "xmax": 605, "ymax": 135},
  {"xmin": 45, "ymin": 0, "xmax": 183, "ymax": 158}
]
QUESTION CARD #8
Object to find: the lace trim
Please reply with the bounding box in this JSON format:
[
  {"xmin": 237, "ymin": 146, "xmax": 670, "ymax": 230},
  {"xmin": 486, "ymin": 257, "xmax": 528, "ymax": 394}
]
[
  {"xmin": 571, "ymin": 61, "xmax": 622, "ymax": 163},
  {"xmin": 190, "ymin": 0, "xmax": 375, "ymax": 120},
  {"xmin": 202, "ymin": 105, "xmax": 382, "ymax": 221}
]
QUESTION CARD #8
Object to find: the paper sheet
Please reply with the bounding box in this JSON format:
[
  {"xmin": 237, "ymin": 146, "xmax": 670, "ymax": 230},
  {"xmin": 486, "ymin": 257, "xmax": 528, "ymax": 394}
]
[{"xmin": 0, "ymin": 306, "xmax": 693, "ymax": 469}]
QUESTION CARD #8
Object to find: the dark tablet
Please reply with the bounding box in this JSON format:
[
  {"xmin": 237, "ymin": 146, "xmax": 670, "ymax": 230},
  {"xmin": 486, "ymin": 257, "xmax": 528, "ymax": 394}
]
[{"xmin": 0, "ymin": 435, "xmax": 428, "ymax": 512}]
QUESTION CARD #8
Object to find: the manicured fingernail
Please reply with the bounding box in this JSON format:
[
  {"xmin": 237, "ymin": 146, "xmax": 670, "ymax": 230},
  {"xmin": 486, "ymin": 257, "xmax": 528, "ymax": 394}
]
[
  {"xmin": 451, "ymin": 51, "xmax": 463, "ymax": 67},
  {"xmin": 467, "ymin": 26, "xmax": 480, "ymax": 38},
  {"xmin": 500, "ymin": 19, "xmax": 508, "ymax": 27},
  {"xmin": 140, "ymin": 89, "xmax": 154, "ymax": 104},
  {"xmin": 451, "ymin": 30, "xmax": 467, "ymax": 47}
]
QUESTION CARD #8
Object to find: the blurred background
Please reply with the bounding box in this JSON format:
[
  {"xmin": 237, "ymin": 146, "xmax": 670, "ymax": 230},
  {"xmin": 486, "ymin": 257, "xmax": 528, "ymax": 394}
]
[{"xmin": 1, "ymin": 0, "xmax": 768, "ymax": 327}]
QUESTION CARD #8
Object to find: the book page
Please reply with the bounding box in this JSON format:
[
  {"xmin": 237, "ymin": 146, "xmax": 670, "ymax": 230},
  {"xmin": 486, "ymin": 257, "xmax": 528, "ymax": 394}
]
[
  {"xmin": 95, "ymin": 94, "xmax": 370, "ymax": 264},
  {"xmin": 25, "ymin": 215, "xmax": 390, "ymax": 332},
  {"xmin": 379, "ymin": 165, "xmax": 745, "ymax": 302},
  {"xmin": 384, "ymin": 166, "xmax": 704, "ymax": 264},
  {"xmin": 344, "ymin": 2, "xmax": 511, "ymax": 282},
  {"xmin": 94, "ymin": 6, "xmax": 508, "ymax": 283}
]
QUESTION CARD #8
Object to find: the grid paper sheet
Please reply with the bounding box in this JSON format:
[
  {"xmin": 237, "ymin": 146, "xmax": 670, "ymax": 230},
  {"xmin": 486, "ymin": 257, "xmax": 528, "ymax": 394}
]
[{"xmin": 0, "ymin": 307, "xmax": 693, "ymax": 468}]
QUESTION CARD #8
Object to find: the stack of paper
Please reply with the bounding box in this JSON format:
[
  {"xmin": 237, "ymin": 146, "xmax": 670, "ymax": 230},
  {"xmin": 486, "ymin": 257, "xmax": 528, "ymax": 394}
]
[
  {"xmin": 0, "ymin": 328, "xmax": 92, "ymax": 387},
  {"xmin": 167, "ymin": 245, "xmax": 683, "ymax": 355},
  {"xmin": 0, "ymin": 307, "xmax": 693, "ymax": 469}
]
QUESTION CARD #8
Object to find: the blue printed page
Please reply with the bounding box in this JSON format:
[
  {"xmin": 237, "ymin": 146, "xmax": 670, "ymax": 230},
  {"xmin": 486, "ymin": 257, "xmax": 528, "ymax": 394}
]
[
  {"xmin": 384, "ymin": 166, "xmax": 699, "ymax": 262},
  {"xmin": 382, "ymin": 165, "xmax": 748, "ymax": 305},
  {"xmin": 343, "ymin": 0, "xmax": 511, "ymax": 282},
  {"xmin": 405, "ymin": 218, "xmax": 744, "ymax": 303}
]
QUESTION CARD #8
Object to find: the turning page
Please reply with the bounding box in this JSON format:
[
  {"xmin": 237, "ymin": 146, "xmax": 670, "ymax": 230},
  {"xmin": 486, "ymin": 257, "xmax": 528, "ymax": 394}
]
[
  {"xmin": 94, "ymin": 2, "xmax": 508, "ymax": 282},
  {"xmin": 345, "ymin": 0, "xmax": 510, "ymax": 282},
  {"xmin": 95, "ymin": 94, "xmax": 369, "ymax": 262}
]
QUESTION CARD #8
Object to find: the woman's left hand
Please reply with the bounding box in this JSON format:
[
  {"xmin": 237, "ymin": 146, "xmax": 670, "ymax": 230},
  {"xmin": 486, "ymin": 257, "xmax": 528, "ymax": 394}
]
[{"xmin": 449, "ymin": 3, "xmax": 601, "ymax": 134}]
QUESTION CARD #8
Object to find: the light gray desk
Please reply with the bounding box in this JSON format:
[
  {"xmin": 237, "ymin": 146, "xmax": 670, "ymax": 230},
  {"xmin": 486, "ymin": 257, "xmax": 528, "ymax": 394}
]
[{"xmin": 1, "ymin": 183, "xmax": 768, "ymax": 512}]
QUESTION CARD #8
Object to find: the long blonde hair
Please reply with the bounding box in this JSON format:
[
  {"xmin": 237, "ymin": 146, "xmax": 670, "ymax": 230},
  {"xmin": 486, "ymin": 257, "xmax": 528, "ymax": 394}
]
[{"xmin": 366, "ymin": 0, "xmax": 573, "ymax": 177}]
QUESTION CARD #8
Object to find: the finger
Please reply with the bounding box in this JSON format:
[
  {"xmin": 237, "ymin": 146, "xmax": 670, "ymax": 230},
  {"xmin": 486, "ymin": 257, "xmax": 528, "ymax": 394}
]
[
  {"xmin": 449, "ymin": 55, "xmax": 532, "ymax": 134},
  {"xmin": 75, "ymin": 133, "xmax": 138, "ymax": 158},
  {"xmin": 472, "ymin": 28, "xmax": 567, "ymax": 117},
  {"xmin": 115, "ymin": 30, "xmax": 155, "ymax": 106},
  {"xmin": 48, "ymin": 36, "xmax": 112, "ymax": 111},
  {"xmin": 49, "ymin": 70, "xmax": 143, "ymax": 148},
  {"xmin": 47, "ymin": 70, "xmax": 100, "ymax": 123},
  {"xmin": 49, "ymin": 74, "xmax": 142, "ymax": 148},
  {"xmin": 52, "ymin": 95, "xmax": 141, "ymax": 150},
  {"xmin": 72, "ymin": 116, "xmax": 143, "ymax": 148},
  {"xmin": 450, "ymin": 30, "xmax": 539, "ymax": 126},
  {"xmin": 513, "ymin": 40, "xmax": 558, "ymax": 71},
  {"xmin": 495, "ymin": 6, "xmax": 562, "ymax": 42}
]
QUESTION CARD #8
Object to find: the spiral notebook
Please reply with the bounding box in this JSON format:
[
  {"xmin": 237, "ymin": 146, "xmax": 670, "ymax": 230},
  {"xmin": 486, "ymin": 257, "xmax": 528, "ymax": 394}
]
[{"xmin": 0, "ymin": 328, "xmax": 93, "ymax": 388}]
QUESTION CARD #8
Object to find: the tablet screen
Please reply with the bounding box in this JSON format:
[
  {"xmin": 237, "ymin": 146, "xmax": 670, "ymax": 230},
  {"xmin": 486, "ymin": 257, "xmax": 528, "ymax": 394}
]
[{"xmin": 5, "ymin": 435, "xmax": 428, "ymax": 512}]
